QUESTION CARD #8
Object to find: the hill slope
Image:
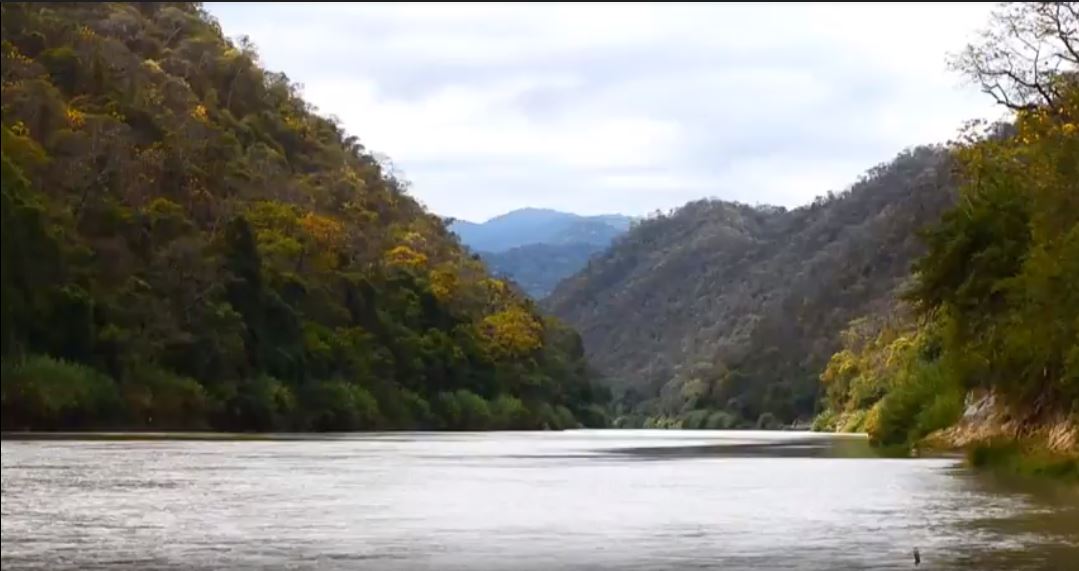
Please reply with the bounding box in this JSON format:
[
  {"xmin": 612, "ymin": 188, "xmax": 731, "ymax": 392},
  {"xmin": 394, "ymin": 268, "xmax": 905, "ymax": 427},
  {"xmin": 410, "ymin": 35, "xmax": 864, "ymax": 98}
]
[
  {"xmin": 482, "ymin": 241, "xmax": 609, "ymax": 299},
  {"xmin": 545, "ymin": 146, "xmax": 956, "ymax": 423},
  {"xmin": 0, "ymin": 2, "xmax": 607, "ymax": 431}
]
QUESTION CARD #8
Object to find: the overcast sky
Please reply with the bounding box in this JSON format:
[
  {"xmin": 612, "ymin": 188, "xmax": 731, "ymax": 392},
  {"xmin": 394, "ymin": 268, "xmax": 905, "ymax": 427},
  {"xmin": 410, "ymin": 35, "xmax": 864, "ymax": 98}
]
[{"xmin": 206, "ymin": 2, "xmax": 1004, "ymax": 222}]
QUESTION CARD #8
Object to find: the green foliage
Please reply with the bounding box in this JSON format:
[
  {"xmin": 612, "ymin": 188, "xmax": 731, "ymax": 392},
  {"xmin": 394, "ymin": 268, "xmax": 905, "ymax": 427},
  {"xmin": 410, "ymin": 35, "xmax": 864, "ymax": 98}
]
[
  {"xmin": 300, "ymin": 380, "xmax": 380, "ymax": 431},
  {"xmin": 216, "ymin": 376, "xmax": 296, "ymax": 431},
  {"xmin": 123, "ymin": 364, "xmax": 211, "ymax": 430},
  {"xmin": 554, "ymin": 405, "xmax": 578, "ymax": 430},
  {"xmin": 705, "ymin": 410, "xmax": 738, "ymax": 430},
  {"xmin": 546, "ymin": 146, "xmax": 957, "ymax": 425},
  {"xmin": 907, "ymin": 68, "xmax": 1079, "ymax": 419},
  {"xmin": 490, "ymin": 394, "xmax": 530, "ymax": 430},
  {"xmin": 837, "ymin": 409, "xmax": 869, "ymax": 433},
  {"xmin": 810, "ymin": 408, "xmax": 837, "ymax": 432},
  {"xmin": 576, "ymin": 403, "xmax": 611, "ymax": 428},
  {"xmin": 0, "ymin": 2, "xmax": 608, "ymax": 431},
  {"xmin": 682, "ymin": 409, "xmax": 711, "ymax": 430},
  {"xmin": 435, "ymin": 391, "xmax": 464, "ymax": 430},
  {"xmin": 1, "ymin": 355, "xmax": 120, "ymax": 429},
  {"xmin": 454, "ymin": 389, "xmax": 493, "ymax": 430},
  {"xmin": 868, "ymin": 360, "xmax": 962, "ymax": 447}
]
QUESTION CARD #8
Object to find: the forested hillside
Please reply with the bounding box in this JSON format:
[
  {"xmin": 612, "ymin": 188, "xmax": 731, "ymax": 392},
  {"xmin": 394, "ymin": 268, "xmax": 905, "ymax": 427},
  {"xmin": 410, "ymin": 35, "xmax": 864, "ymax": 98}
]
[
  {"xmin": 546, "ymin": 146, "xmax": 956, "ymax": 425},
  {"xmin": 0, "ymin": 2, "xmax": 608, "ymax": 431},
  {"xmin": 549, "ymin": 1, "xmax": 1077, "ymax": 454},
  {"xmin": 816, "ymin": 2, "xmax": 1077, "ymax": 463}
]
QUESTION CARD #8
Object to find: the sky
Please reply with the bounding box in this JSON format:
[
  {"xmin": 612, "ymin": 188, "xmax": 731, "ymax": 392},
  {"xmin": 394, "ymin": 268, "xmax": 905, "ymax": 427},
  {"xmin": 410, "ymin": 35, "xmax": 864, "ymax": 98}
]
[{"xmin": 206, "ymin": 2, "xmax": 1004, "ymax": 222}]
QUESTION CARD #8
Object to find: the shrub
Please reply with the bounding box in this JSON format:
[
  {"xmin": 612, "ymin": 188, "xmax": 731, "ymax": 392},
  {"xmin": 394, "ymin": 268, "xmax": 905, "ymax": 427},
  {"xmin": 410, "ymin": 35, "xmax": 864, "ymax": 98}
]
[
  {"xmin": 839, "ymin": 409, "xmax": 869, "ymax": 433},
  {"xmin": 682, "ymin": 409, "xmax": 710, "ymax": 429},
  {"xmin": 811, "ymin": 409, "xmax": 837, "ymax": 432},
  {"xmin": 454, "ymin": 389, "xmax": 492, "ymax": 429},
  {"xmin": 915, "ymin": 386, "xmax": 963, "ymax": 438},
  {"xmin": 490, "ymin": 394, "xmax": 530, "ymax": 429},
  {"xmin": 869, "ymin": 360, "xmax": 958, "ymax": 448},
  {"xmin": 532, "ymin": 402, "xmax": 558, "ymax": 429},
  {"xmin": 400, "ymin": 389, "xmax": 433, "ymax": 429},
  {"xmin": 554, "ymin": 405, "xmax": 578, "ymax": 430},
  {"xmin": 219, "ymin": 376, "xmax": 296, "ymax": 431},
  {"xmin": 705, "ymin": 410, "xmax": 737, "ymax": 429},
  {"xmin": 576, "ymin": 404, "xmax": 611, "ymax": 428},
  {"xmin": 301, "ymin": 380, "xmax": 380, "ymax": 431},
  {"xmin": 1, "ymin": 355, "xmax": 120, "ymax": 429},
  {"xmin": 435, "ymin": 391, "xmax": 463, "ymax": 429},
  {"xmin": 371, "ymin": 384, "xmax": 417, "ymax": 429},
  {"xmin": 125, "ymin": 365, "xmax": 211, "ymax": 429}
]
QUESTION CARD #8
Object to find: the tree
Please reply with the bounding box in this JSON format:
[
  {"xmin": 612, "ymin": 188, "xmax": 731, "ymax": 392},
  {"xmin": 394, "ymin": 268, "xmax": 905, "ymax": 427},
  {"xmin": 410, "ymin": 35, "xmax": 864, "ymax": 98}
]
[
  {"xmin": 0, "ymin": 1, "xmax": 608, "ymax": 432},
  {"xmin": 951, "ymin": 2, "xmax": 1078, "ymax": 111}
]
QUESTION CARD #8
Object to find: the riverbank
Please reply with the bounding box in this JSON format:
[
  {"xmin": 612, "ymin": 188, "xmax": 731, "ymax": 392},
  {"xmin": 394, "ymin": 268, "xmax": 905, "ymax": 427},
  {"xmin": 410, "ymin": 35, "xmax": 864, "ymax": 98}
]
[{"xmin": 920, "ymin": 391, "xmax": 1079, "ymax": 481}]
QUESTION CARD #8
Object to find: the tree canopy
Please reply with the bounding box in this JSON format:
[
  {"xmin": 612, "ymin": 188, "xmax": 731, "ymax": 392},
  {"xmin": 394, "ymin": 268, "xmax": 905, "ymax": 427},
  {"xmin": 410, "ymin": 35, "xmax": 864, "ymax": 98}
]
[
  {"xmin": 0, "ymin": 2, "xmax": 608, "ymax": 431},
  {"xmin": 818, "ymin": 1, "xmax": 1078, "ymax": 449}
]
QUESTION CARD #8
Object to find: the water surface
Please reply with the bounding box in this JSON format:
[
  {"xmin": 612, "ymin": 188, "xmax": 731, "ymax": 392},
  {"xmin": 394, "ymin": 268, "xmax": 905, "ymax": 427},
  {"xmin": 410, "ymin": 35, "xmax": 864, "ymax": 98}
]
[{"xmin": 2, "ymin": 430, "xmax": 1077, "ymax": 570}]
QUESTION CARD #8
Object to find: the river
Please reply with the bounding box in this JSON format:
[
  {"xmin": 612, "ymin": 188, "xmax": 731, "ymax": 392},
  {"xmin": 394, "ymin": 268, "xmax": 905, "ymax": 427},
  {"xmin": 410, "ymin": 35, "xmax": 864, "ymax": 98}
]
[{"xmin": 2, "ymin": 430, "xmax": 1077, "ymax": 570}]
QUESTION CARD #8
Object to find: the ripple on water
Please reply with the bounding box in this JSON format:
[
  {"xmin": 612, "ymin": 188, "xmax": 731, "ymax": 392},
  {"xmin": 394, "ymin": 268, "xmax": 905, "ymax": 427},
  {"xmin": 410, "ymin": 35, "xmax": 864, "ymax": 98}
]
[{"xmin": 2, "ymin": 431, "xmax": 1077, "ymax": 571}]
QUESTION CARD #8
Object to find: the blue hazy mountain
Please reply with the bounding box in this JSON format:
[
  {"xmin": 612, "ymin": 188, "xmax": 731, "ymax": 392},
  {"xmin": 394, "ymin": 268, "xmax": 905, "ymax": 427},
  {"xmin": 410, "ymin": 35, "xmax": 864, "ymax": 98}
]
[
  {"xmin": 450, "ymin": 208, "xmax": 632, "ymax": 253},
  {"xmin": 450, "ymin": 208, "xmax": 632, "ymax": 297}
]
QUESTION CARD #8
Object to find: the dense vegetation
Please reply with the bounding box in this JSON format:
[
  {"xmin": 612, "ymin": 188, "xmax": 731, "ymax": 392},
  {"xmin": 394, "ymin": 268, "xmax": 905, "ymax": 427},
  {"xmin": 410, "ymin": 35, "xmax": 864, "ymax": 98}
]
[
  {"xmin": 0, "ymin": 2, "xmax": 609, "ymax": 432},
  {"xmin": 815, "ymin": 2, "xmax": 1077, "ymax": 459},
  {"xmin": 451, "ymin": 208, "xmax": 631, "ymax": 298},
  {"xmin": 547, "ymin": 147, "xmax": 956, "ymax": 427},
  {"xmin": 550, "ymin": 3, "xmax": 1078, "ymax": 442}
]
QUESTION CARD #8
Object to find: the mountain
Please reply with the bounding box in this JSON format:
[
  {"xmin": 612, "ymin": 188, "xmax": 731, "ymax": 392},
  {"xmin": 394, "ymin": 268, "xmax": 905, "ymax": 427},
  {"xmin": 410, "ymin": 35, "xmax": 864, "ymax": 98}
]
[
  {"xmin": 450, "ymin": 208, "xmax": 633, "ymax": 297},
  {"xmin": 481, "ymin": 242, "xmax": 608, "ymax": 299},
  {"xmin": 0, "ymin": 2, "xmax": 608, "ymax": 432},
  {"xmin": 545, "ymin": 146, "xmax": 957, "ymax": 424},
  {"xmin": 451, "ymin": 208, "xmax": 631, "ymax": 252}
]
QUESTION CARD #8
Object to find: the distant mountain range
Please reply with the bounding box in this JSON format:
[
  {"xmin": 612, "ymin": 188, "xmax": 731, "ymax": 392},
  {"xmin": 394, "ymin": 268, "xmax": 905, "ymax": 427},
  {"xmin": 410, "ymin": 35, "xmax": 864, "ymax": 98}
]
[{"xmin": 450, "ymin": 209, "xmax": 633, "ymax": 297}]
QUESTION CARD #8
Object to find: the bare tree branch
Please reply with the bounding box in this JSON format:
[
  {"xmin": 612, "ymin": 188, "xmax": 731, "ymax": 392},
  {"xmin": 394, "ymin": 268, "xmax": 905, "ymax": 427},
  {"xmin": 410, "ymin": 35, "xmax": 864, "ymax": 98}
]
[{"xmin": 952, "ymin": 2, "xmax": 1078, "ymax": 111}]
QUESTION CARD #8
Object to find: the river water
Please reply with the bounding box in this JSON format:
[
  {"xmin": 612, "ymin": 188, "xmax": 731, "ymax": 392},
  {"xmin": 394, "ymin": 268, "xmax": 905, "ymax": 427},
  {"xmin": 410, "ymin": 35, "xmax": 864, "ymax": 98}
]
[{"xmin": 2, "ymin": 430, "xmax": 1077, "ymax": 570}]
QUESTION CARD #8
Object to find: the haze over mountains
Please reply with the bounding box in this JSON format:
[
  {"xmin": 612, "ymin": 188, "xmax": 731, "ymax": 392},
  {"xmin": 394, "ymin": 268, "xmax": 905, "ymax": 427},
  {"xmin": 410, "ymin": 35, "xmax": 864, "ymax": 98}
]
[{"xmin": 450, "ymin": 209, "xmax": 633, "ymax": 298}]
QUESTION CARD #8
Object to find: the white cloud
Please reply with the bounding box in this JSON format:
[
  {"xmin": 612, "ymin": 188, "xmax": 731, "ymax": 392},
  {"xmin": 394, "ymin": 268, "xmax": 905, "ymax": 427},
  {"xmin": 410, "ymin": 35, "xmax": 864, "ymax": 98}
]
[{"xmin": 206, "ymin": 2, "xmax": 1003, "ymax": 221}]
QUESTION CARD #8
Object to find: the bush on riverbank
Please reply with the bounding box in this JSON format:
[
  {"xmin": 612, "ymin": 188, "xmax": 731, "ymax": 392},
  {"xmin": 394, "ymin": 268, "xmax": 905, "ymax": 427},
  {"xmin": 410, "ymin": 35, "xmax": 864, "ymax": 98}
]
[
  {"xmin": 867, "ymin": 360, "xmax": 963, "ymax": 448},
  {"xmin": 1, "ymin": 355, "xmax": 120, "ymax": 429}
]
